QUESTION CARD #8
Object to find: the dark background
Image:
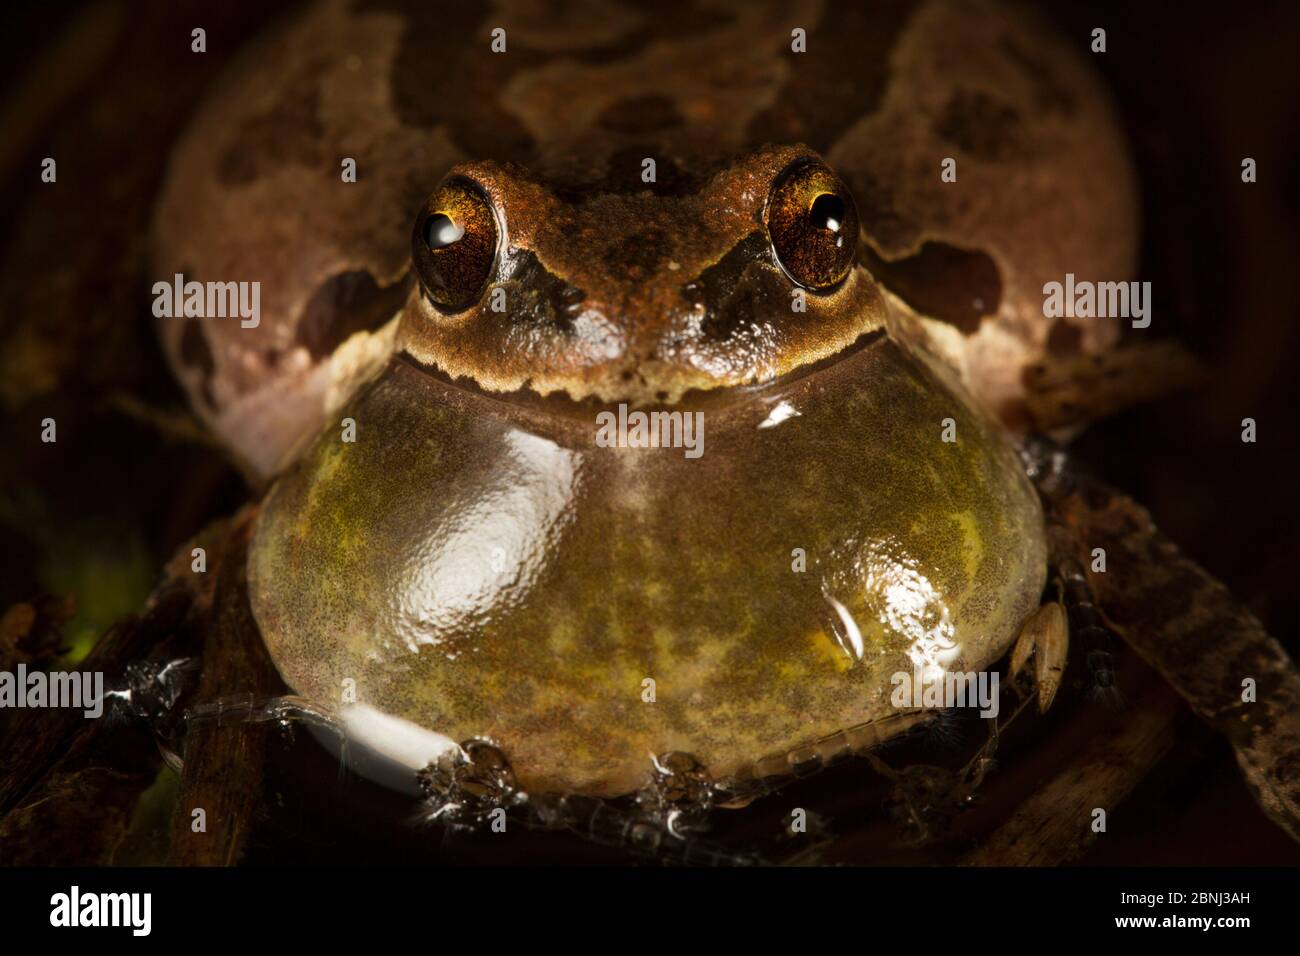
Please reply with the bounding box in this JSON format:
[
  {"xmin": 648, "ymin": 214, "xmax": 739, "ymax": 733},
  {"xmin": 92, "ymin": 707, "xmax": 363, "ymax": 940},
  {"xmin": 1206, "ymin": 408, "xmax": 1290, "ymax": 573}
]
[{"xmin": 0, "ymin": 0, "xmax": 1297, "ymax": 865}]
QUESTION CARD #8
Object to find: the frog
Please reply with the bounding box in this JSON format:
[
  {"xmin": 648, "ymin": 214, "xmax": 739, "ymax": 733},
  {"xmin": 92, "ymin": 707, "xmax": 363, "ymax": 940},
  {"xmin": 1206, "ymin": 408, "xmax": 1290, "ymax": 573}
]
[{"xmin": 144, "ymin": 0, "xmax": 1300, "ymax": 844}]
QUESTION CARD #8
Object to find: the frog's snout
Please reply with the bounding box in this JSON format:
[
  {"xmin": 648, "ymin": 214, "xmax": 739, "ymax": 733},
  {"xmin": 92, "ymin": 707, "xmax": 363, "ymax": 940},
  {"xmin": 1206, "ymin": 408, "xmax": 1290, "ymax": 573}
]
[{"xmin": 395, "ymin": 150, "xmax": 888, "ymax": 406}]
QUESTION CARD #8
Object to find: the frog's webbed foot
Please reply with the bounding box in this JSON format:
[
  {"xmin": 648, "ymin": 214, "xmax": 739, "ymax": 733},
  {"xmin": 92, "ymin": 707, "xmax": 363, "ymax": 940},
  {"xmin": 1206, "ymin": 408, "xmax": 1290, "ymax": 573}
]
[
  {"xmin": 546, "ymin": 751, "xmax": 764, "ymax": 864},
  {"xmin": 414, "ymin": 739, "xmax": 528, "ymax": 828},
  {"xmin": 416, "ymin": 744, "xmax": 763, "ymax": 864},
  {"xmin": 1017, "ymin": 556, "xmax": 1124, "ymax": 710},
  {"xmin": 1020, "ymin": 436, "xmax": 1126, "ymax": 707}
]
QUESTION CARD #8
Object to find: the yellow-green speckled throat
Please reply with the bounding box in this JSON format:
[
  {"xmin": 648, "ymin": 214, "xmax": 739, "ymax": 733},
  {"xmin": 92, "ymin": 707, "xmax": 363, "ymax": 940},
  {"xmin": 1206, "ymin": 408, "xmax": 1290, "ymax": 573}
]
[
  {"xmin": 152, "ymin": 0, "xmax": 1140, "ymax": 795},
  {"xmin": 251, "ymin": 340, "xmax": 1046, "ymax": 795}
]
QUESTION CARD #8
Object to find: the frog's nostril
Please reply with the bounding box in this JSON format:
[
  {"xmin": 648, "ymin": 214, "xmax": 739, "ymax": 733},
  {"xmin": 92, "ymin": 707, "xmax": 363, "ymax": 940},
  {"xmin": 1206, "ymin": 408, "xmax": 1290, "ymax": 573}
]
[
  {"xmin": 424, "ymin": 213, "xmax": 464, "ymax": 249},
  {"xmin": 810, "ymin": 193, "xmax": 846, "ymax": 236}
]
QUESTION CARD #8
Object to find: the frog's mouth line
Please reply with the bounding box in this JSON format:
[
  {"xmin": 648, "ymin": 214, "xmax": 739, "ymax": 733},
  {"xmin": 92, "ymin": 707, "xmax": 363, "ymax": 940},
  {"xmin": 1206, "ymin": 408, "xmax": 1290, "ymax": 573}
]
[{"xmin": 395, "ymin": 325, "xmax": 890, "ymax": 420}]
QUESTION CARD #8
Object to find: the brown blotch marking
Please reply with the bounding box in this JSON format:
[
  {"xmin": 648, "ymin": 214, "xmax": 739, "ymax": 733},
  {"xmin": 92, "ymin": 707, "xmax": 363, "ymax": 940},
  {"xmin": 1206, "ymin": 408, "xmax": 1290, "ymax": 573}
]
[
  {"xmin": 217, "ymin": 57, "xmax": 327, "ymax": 185},
  {"xmin": 1024, "ymin": 363, "xmax": 1047, "ymax": 384},
  {"xmin": 296, "ymin": 270, "xmax": 410, "ymax": 360},
  {"xmin": 850, "ymin": 168, "xmax": 913, "ymax": 253},
  {"xmin": 701, "ymin": 282, "xmax": 763, "ymax": 344},
  {"xmin": 360, "ymin": 0, "xmax": 541, "ymax": 161},
  {"xmin": 998, "ymin": 36, "xmax": 1079, "ymax": 117},
  {"xmin": 746, "ymin": 0, "xmax": 921, "ymax": 152},
  {"xmin": 683, "ymin": 232, "xmax": 775, "ymax": 341},
  {"xmin": 569, "ymin": 0, "xmax": 733, "ymax": 67},
  {"xmin": 363, "ymin": 0, "xmax": 731, "ymax": 165},
  {"xmin": 934, "ymin": 90, "xmax": 1024, "ymax": 162},
  {"xmin": 684, "ymin": 232, "xmax": 772, "ymax": 305},
  {"xmin": 1046, "ymin": 319, "xmax": 1084, "ymax": 358},
  {"xmin": 861, "ymin": 241, "xmax": 1001, "ymax": 334},
  {"xmin": 602, "ymin": 146, "xmax": 706, "ymax": 196},
  {"xmin": 497, "ymin": 249, "xmax": 587, "ymax": 335},
  {"xmin": 597, "ymin": 93, "xmax": 684, "ymax": 133},
  {"xmin": 602, "ymin": 227, "xmax": 670, "ymax": 280}
]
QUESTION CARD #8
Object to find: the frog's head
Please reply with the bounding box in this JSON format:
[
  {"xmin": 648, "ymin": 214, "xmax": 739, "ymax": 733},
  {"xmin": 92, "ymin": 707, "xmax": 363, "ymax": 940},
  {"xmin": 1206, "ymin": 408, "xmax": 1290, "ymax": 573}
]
[{"xmin": 399, "ymin": 144, "xmax": 888, "ymax": 403}]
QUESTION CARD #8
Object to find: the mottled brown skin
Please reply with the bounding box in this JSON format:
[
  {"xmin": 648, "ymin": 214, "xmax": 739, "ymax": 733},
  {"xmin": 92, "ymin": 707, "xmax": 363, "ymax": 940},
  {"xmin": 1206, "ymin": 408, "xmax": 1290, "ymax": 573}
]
[
  {"xmin": 400, "ymin": 146, "xmax": 879, "ymax": 404},
  {"xmin": 155, "ymin": 0, "xmax": 1136, "ymax": 479},
  {"xmin": 148, "ymin": 0, "xmax": 1149, "ymax": 796}
]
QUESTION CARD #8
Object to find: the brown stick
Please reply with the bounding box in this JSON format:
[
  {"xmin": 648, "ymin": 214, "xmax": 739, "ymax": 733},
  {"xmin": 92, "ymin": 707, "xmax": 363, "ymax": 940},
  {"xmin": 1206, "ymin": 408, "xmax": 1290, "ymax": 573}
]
[
  {"xmin": 966, "ymin": 677, "xmax": 1182, "ymax": 865},
  {"xmin": 0, "ymin": 582, "xmax": 192, "ymax": 818},
  {"xmin": 1044, "ymin": 475, "xmax": 1300, "ymax": 843},
  {"xmin": 168, "ymin": 509, "xmax": 282, "ymax": 865},
  {"xmin": 0, "ymin": 517, "xmax": 236, "ymax": 861}
]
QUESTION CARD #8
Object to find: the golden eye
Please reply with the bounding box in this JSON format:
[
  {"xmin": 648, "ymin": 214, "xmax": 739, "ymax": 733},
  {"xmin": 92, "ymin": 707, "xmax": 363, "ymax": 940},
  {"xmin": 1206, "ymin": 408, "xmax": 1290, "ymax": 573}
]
[
  {"xmin": 765, "ymin": 162, "xmax": 859, "ymax": 291},
  {"xmin": 411, "ymin": 179, "xmax": 499, "ymax": 311}
]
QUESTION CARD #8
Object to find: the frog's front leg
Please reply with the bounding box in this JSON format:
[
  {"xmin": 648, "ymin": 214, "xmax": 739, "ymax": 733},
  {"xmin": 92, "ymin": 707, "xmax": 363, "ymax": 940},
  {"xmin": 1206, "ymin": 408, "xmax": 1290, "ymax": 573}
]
[
  {"xmin": 1018, "ymin": 437, "xmax": 1128, "ymax": 708},
  {"xmin": 1009, "ymin": 594, "xmax": 1068, "ymax": 713},
  {"xmin": 1008, "ymin": 556, "xmax": 1124, "ymax": 714},
  {"xmin": 1020, "ymin": 435, "xmax": 1300, "ymax": 843},
  {"xmin": 1020, "ymin": 339, "xmax": 1207, "ymax": 433}
]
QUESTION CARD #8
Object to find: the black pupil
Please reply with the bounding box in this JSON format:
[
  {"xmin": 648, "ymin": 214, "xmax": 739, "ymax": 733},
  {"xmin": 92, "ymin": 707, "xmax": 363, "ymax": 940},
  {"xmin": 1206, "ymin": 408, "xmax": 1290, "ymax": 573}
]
[
  {"xmin": 809, "ymin": 193, "xmax": 845, "ymax": 234},
  {"xmin": 425, "ymin": 213, "xmax": 464, "ymax": 249}
]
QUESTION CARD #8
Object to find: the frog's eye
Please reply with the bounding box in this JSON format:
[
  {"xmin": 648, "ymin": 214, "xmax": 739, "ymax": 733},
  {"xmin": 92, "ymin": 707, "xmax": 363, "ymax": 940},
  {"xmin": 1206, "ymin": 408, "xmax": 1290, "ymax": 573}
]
[
  {"xmin": 411, "ymin": 179, "xmax": 499, "ymax": 311},
  {"xmin": 765, "ymin": 162, "xmax": 859, "ymax": 291}
]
